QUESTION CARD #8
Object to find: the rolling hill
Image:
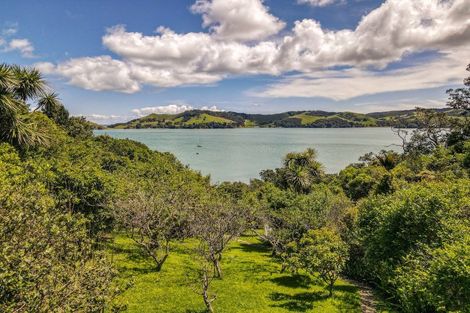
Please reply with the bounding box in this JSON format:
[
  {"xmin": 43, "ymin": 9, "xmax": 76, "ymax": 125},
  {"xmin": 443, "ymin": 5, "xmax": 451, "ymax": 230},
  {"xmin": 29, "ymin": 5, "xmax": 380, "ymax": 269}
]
[{"xmin": 106, "ymin": 108, "xmax": 457, "ymax": 129}]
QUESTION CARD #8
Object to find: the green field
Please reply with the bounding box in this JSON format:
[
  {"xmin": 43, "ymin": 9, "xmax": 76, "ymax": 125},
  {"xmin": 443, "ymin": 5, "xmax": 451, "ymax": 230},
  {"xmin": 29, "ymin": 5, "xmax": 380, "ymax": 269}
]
[
  {"xmin": 184, "ymin": 113, "xmax": 234, "ymax": 126},
  {"xmin": 290, "ymin": 113, "xmax": 322, "ymax": 125},
  {"xmin": 108, "ymin": 235, "xmax": 363, "ymax": 313}
]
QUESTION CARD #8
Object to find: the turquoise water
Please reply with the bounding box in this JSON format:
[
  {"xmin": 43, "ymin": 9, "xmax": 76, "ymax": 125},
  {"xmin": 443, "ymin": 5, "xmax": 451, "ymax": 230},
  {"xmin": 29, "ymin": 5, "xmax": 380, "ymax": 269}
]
[{"xmin": 95, "ymin": 128, "xmax": 402, "ymax": 183}]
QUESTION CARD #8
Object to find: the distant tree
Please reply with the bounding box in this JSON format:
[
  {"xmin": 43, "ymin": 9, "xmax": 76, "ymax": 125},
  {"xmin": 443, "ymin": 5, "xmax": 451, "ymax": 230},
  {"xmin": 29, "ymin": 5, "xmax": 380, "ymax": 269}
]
[
  {"xmin": 405, "ymin": 108, "xmax": 449, "ymax": 154},
  {"xmin": 446, "ymin": 64, "xmax": 470, "ymax": 149},
  {"xmin": 294, "ymin": 228, "xmax": 349, "ymax": 296},
  {"xmin": 446, "ymin": 64, "xmax": 470, "ymax": 115}
]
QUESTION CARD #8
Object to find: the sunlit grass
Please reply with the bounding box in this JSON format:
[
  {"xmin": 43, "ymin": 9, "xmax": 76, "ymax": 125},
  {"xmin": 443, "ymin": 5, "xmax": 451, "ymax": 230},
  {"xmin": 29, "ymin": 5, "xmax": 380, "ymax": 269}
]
[{"xmin": 108, "ymin": 235, "xmax": 363, "ymax": 313}]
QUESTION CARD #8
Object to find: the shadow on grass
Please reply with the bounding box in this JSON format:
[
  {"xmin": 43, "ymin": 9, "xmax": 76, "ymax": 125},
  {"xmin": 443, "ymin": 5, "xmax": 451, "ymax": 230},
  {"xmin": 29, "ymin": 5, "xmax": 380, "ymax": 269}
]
[
  {"xmin": 269, "ymin": 291, "xmax": 327, "ymax": 312},
  {"xmin": 270, "ymin": 274, "xmax": 320, "ymax": 289},
  {"xmin": 234, "ymin": 242, "xmax": 272, "ymax": 254},
  {"xmin": 108, "ymin": 244, "xmax": 161, "ymax": 275}
]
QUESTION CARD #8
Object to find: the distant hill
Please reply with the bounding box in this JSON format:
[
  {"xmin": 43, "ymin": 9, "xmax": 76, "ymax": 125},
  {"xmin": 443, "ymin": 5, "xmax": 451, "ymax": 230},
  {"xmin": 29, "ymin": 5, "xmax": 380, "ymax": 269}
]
[{"xmin": 105, "ymin": 108, "xmax": 457, "ymax": 129}]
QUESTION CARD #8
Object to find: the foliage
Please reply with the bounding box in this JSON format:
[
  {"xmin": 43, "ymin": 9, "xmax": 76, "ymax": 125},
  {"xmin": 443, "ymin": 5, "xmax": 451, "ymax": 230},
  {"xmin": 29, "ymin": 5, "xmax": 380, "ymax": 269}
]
[
  {"xmin": 113, "ymin": 181, "xmax": 191, "ymax": 271},
  {"xmin": 351, "ymin": 180, "xmax": 470, "ymax": 311},
  {"xmin": 0, "ymin": 64, "xmax": 51, "ymax": 148},
  {"xmin": 107, "ymin": 108, "xmax": 456, "ymax": 129},
  {"xmin": 0, "ymin": 143, "xmax": 115, "ymax": 313},
  {"xmin": 261, "ymin": 148, "xmax": 324, "ymax": 193},
  {"xmin": 393, "ymin": 237, "xmax": 470, "ymax": 313},
  {"xmin": 292, "ymin": 228, "xmax": 349, "ymax": 296}
]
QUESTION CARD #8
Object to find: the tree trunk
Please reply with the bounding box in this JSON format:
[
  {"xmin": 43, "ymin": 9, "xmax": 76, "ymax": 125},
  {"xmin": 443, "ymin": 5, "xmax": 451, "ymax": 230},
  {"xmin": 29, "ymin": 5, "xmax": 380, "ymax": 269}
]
[
  {"xmin": 328, "ymin": 279, "xmax": 334, "ymax": 297},
  {"xmin": 154, "ymin": 253, "xmax": 169, "ymax": 272},
  {"xmin": 203, "ymin": 292, "xmax": 215, "ymax": 313},
  {"xmin": 213, "ymin": 258, "xmax": 222, "ymax": 278},
  {"xmin": 202, "ymin": 271, "xmax": 216, "ymax": 313}
]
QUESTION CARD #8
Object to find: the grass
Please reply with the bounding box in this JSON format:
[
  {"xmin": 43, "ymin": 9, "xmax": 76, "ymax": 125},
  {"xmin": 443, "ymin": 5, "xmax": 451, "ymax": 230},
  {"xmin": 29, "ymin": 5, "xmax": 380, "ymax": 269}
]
[
  {"xmin": 290, "ymin": 113, "xmax": 322, "ymax": 125},
  {"xmin": 107, "ymin": 235, "xmax": 363, "ymax": 313},
  {"xmin": 184, "ymin": 114, "xmax": 234, "ymax": 126}
]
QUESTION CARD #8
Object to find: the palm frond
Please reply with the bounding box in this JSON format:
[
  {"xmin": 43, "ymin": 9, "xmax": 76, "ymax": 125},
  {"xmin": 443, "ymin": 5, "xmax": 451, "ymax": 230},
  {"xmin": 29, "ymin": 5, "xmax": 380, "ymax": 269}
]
[
  {"xmin": 12, "ymin": 65, "xmax": 48, "ymax": 102},
  {"xmin": 0, "ymin": 63, "xmax": 18, "ymax": 91}
]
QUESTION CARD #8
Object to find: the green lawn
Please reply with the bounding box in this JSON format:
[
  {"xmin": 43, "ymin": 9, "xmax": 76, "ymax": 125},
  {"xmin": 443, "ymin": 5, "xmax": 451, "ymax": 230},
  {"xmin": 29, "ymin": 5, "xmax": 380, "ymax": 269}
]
[{"xmin": 108, "ymin": 235, "xmax": 363, "ymax": 313}]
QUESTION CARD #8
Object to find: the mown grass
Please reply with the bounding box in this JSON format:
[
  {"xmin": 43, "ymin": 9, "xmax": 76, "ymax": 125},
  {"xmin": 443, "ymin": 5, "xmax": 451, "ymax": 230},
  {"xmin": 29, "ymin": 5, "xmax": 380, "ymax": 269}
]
[{"xmin": 107, "ymin": 235, "xmax": 363, "ymax": 313}]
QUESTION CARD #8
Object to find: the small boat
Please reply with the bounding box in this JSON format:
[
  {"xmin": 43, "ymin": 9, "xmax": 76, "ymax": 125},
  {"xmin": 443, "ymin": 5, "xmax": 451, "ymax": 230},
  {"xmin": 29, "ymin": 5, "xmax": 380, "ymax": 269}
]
[{"xmin": 197, "ymin": 144, "xmax": 202, "ymax": 148}]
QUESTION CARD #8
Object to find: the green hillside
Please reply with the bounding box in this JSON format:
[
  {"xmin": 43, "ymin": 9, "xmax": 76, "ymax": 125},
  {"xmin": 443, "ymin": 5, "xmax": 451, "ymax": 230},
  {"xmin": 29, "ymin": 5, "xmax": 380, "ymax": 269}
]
[{"xmin": 107, "ymin": 108, "xmax": 459, "ymax": 129}]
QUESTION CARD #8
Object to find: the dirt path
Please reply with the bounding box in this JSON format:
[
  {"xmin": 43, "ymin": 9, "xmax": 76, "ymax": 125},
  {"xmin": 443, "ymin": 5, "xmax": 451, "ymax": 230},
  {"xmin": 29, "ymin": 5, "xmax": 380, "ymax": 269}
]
[{"xmin": 346, "ymin": 279, "xmax": 377, "ymax": 313}]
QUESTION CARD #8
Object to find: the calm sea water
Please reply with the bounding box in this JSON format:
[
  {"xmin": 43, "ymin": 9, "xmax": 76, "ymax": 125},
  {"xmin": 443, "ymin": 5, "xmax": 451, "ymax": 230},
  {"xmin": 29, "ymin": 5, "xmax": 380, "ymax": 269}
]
[{"xmin": 95, "ymin": 128, "xmax": 402, "ymax": 183}]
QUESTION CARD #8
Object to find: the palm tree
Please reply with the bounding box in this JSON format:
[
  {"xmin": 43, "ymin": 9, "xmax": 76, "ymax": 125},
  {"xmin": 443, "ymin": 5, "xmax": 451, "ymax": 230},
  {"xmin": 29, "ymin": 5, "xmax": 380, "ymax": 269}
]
[
  {"xmin": 12, "ymin": 65, "xmax": 47, "ymax": 103},
  {"xmin": 0, "ymin": 64, "xmax": 50, "ymax": 148},
  {"xmin": 37, "ymin": 92, "xmax": 69, "ymax": 126},
  {"xmin": 283, "ymin": 148, "xmax": 324, "ymax": 193}
]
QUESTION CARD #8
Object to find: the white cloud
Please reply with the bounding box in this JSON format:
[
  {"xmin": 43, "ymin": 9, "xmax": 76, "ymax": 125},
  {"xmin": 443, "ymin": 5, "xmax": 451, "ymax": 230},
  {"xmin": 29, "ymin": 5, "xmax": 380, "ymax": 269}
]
[
  {"xmin": 257, "ymin": 48, "xmax": 469, "ymax": 100},
  {"xmin": 297, "ymin": 0, "xmax": 341, "ymax": 7},
  {"xmin": 85, "ymin": 114, "xmax": 124, "ymax": 122},
  {"xmin": 200, "ymin": 105, "xmax": 223, "ymax": 111},
  {"xmin": 191, "ymin": 0, "xmax": 285, "ymax": 42},
  {"xmin": 131, "ymin": 104, "xmax": 223, "ymax": 117},
  {"xmin": 36, "ymin": 56, "xmax": 140, "ymax": 93},
  {"xmin": 4, "ymin": 38, "xmax": 35, "ymax": 58},
  {"xmin": 2, "ymin": 25, "xmax": 18, "ymax": 36},
  {"xmin": 40, "ymin": 0, "xmax": 470, "ymax": 98},
  {"xmin": 132, "ymin": 104, "xmax": 194, "ymax": 116}
]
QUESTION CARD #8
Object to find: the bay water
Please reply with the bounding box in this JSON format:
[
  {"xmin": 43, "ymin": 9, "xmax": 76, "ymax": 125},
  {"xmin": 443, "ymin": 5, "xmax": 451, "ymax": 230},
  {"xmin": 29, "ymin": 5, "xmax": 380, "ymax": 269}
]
[{"xmin": 95, "ymin": 128, "xmax": 402, "ymax": 183}]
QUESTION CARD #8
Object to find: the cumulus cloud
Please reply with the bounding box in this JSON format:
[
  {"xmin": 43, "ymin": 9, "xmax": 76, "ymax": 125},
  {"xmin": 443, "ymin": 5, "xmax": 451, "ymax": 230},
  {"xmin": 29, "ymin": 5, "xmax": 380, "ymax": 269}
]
[
  {"xmin": 132, "ymin": 104, "xmax": 194, "ymax": 116},
  {"xmin": 297, "ymin": 0, "xmax": 341, "ymax": 7},
  {"xmin": 191, "ymin": 0, "xmax": 285, "ymax": 41},
  {"xmin": 257, "ymin": 48, "xmax": 469, "ymax": 100},
  {"xmin": 36, "ymin": 56, "xmax": 140, "ymax": 93},
  {"xmin": 200, "ymin": 105, "xmax": 223, "ymax": 111},
  {"xmin": 131, "ymin": 104, "xmax": 223, "ymax": 117},
  {"xmin": 85, "ymin": 114, "xmax": 125, "ymax": 123},
  {"xmin": 40, "ymin": 0, "xmax": 470, "ymax": 98},
  {"xmin": 4, "ymin": 38, "xmax": 35, "ymax": 58}
]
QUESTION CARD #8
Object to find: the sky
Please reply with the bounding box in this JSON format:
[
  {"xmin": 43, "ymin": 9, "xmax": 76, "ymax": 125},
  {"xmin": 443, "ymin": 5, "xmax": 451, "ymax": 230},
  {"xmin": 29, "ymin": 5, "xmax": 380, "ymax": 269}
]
[{"xmin": 0, "ymin": 0, "xmax": 469, "ymax": 124}]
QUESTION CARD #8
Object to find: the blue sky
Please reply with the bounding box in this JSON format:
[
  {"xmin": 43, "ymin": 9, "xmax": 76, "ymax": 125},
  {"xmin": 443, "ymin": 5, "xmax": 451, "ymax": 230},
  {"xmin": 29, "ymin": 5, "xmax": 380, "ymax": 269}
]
[{"xmin": 1, "ymin": 0, "xmax": 468, "ymax": 123}]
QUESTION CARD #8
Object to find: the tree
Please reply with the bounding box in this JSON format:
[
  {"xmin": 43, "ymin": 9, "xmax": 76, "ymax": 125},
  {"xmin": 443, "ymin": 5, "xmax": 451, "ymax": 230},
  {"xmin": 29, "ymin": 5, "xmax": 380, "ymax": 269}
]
[
  {"xmin": 404, "ymin": 108, "xmax": 449, "ymax": 154},
  {"xmin": 11, "ymin": 65, "xmax": 47, "ymax": 103},
  {"xmin": 295, "ymin": 228, "xmax": 349, "ymax": 296},
  {"xmin": 0, "ymin": 64, "xmax": 50, "ymax": 148},
  {"xmin": 359, "ymin": 150, "xmax": 401, "ymax": 171},
  {"xmin": 66, "ymin": 116, "xmax": 94, "ymax": 138},
  {"xmin": 0, "ymin": 143, "xmax": 115, "ymax": 312},
  {"xmin": 113, "ymin": 183, "xmax": 188, "ymax": 272},
  {"xmin": 261, "ymin": 148, "xmax": 324, "ymax": 193},
  {"xmin": 283, "ymin": 148, "xmax": 324, "ymax": 193},
  {"xmin": 190, "ymin": 191, "xmax": 246, "ymax": 278},
  {"xmin": 446, "ymin": 64, "xmax": 470, "ymax": 149},
  {"xmin": 38, "ymin": 92, "xmax": 70, "ymax": 127}
]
